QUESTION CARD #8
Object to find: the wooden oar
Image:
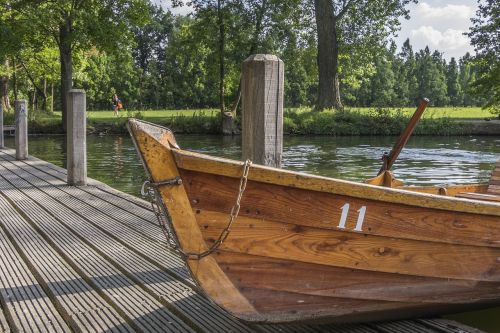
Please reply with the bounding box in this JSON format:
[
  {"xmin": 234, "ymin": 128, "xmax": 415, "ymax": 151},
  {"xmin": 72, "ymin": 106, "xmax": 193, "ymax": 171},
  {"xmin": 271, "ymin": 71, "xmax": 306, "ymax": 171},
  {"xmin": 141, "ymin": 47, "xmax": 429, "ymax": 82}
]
[
  {"xmin": 378, "ymin": 98, "xmax": 430, "ymax": 175},
  {"xmin": 365, "ymin": 98, "xmax": 429, "ymax": 187}
]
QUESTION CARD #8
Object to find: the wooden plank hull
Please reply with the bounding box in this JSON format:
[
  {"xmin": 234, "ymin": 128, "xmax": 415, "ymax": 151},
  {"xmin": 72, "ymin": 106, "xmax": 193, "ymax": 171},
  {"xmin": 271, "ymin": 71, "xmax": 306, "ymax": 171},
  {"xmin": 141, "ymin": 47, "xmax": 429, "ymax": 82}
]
[{"xmin": 128, "ymin": 119, "xmax": 500, "ymax": 324}]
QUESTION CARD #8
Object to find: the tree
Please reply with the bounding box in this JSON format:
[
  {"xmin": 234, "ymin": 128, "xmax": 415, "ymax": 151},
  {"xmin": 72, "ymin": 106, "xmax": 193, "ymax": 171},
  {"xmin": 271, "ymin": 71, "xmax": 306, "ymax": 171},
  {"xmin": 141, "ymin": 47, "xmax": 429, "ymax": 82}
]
[
  {"xmin": 282, "ymin": 31, "xmax": 318, "ymax": 106},
  {"xmin": 3, "ymin": 0, "xmax": 149, "ymax": 130},
  {"xmin": 173, "ymin": 0, "xmax": 237, "ymax": 133},
  {"xmin": 430, "ymin": 50, "xmax": 449, "ymax": 106},
  {"xmin": 415, "ymin": 47, "xmax": 448, "ymax": 106},
  {"xmin": 173, "ymin": 1, "xmax": 230, "ymax": 108},
  {"xmin": 0, "ymin": 60, "xmax": 11, "ymax": 111},
  {"xmin": 446, "ymin": 57, "xmax": 462, "ymax": 106},
  {"xmin": 389, "ymin": 44, "xmax": 404, "ymax": 106},
  {"xmin": 313, "ymin": 0, "xmax": 414, "ymax": 111},
  {"xmin": 163, "ymin": 15, "xmax": 217, "ymax": 108},
  {"xmin": 399, "ymin": 38, "xmax": 418, "ymax": 105},
  {"xmin": 467, "ymin": 0, "xmax": 499, "ymax": 114},
  {"xmin": 370, "ymin": 53, "xmax": 396, "ymax": 106},
  {"xmin": 132, "ymin": 5, "xmax": 174, "ymax": 109},
  {"xmin": 0, "ymin": 1, "xmax": 25, "ymax": 111},
  {"xmin": 172, "ymin": 0, "xmax": 307, "ymax": 133}
]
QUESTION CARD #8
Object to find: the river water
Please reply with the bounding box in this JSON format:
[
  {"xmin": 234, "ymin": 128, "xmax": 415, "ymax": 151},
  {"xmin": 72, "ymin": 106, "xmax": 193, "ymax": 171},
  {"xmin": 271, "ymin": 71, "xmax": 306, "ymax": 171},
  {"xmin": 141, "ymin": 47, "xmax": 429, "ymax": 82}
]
[
  {"xmin": 5, "ymin": 134, "xmax": 500, "ymax": 196},
  {"xmin": 3, "ymin": 134, "xmax": 500, "ymax": 332}
]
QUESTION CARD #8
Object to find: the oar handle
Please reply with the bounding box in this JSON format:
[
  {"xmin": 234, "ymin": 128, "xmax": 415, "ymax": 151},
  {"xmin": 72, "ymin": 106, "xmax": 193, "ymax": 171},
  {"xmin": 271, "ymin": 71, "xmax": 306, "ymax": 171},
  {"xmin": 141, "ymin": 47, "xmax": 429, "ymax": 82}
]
[{"xmin": 378, "ymin": 98, "xmax": 430, "ymax": 175}]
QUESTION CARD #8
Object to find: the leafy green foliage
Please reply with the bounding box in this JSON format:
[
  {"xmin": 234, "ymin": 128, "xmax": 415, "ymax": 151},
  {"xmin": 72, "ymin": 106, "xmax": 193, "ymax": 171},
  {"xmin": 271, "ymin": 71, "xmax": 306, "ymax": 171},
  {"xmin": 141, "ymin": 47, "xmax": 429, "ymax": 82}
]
[
  {"xmin": 467, "ymin": 0, "xmax": 499, "ymax": 114},
  {"xmin": 0, "ymin": 0, "xmax": 492, "ymax": 120},
  {"xmin": 282, "ymin": 107, "xmax": 466, "ymax": 136},
  {"xmin": 0, "ymin": 0, "xmax": 151, "ymax": 125}
]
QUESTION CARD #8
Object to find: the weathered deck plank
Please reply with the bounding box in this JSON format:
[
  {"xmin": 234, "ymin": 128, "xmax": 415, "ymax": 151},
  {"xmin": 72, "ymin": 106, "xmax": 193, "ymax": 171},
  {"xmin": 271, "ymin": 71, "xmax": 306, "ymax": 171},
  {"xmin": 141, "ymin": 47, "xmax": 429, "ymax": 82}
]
[
  {"xmin": 0, "ymin": 151, "xmax": 189, "ymax": 280},
  {"xmin": 0, "ymin": 306, "xmax": 9, "ymax": 333},
  {"xmin": 0, "ymin": 199, "xmax": 68, "ymax": 333},
  {"xmin": 13, "ymin": 158, "xmax": 181, "ymax": 263},
  {"xmin": 0, "ymin": 167, "xmax": 195, "ymax": 332},
  {"xmin": 416, "ymin": 318, "xmax": 487, "ymax": 333},
  {"xmin": 0, "ymin": 148, "xmax": 488, "ymax": 333},
  {"xmin": 370, "ymin": 320, "xmax": 437, "ymax": 333},
  {"xmin": 0, "ymin": 154, "xmax": 255, "ymax": 333},
  {"xmin": 0, "ymin": 180, "xmax": 134, "ymax": 332},
  {"xmin": 30, "ymin": 158, "xmax": 153, "ymax": 213}
]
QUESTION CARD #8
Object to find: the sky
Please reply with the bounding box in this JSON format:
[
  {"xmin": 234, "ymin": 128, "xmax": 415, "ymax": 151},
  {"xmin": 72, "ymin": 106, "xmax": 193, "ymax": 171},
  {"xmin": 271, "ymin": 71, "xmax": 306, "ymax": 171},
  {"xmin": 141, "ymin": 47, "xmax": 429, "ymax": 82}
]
[
  {"xmin": 154, "ymin": 0, "xmax": 479, "ymax": 61},
  {"xmin": 396, "ymin": 0, "xmax": 478, "ymax": 60}
]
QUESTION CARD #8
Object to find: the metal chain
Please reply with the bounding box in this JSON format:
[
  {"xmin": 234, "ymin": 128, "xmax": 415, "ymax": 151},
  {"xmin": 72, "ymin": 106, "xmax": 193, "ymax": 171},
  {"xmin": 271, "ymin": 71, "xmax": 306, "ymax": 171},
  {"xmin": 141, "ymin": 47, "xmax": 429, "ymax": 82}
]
[
  {"xmin": 141, "ymin": 180, "xmax": 177, "ymax": 248},
  {"xmin": 142, "ymin": 159, "xmax": 253, "ymax": 260}
]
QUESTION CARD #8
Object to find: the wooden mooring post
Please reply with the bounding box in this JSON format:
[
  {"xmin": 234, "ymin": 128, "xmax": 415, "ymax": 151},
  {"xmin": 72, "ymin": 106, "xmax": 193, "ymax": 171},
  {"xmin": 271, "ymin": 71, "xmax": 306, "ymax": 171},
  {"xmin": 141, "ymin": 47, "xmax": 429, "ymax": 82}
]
[
  {"xmin": 0, "ymin": 103, "xmax": 4, "ymax": 149},
  {"xmin": 14, "ymin": 100, "xmax": 28, "ymax": 160},
  {"xmin": 242, "ymin": 54, "xmax": 284, "ymax": 168},
  {"xmin": 67, "ymin": 89, "xmax": 87, "ymax": 185}
]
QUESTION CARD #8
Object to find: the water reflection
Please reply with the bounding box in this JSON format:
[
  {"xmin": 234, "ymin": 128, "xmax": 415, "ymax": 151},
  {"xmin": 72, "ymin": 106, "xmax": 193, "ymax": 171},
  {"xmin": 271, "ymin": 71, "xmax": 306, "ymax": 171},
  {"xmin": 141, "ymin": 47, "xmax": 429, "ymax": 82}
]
[{"xmin": 4, "ymin": 134, "xmax": 499, "ymax": 196}]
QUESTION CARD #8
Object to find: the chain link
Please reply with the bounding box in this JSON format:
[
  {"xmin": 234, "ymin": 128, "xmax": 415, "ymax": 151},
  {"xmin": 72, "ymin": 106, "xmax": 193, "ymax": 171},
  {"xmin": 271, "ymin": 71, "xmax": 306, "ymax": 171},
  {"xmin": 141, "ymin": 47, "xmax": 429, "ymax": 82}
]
[{"xmin": 143, "ymin": 159, "xmax": 253, "ymax": 260}]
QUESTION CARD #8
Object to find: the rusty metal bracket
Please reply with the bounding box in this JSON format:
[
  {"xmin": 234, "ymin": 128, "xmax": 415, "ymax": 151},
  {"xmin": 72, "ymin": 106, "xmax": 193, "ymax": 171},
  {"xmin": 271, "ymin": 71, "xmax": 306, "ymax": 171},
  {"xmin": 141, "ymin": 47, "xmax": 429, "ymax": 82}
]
[
  {"xmin": 141, "ymin": 177, "xmax": 182, "ymax": 196},
  {"xmin": 151, "ymin": 176, "xmax": 183, "ymax": 187}
]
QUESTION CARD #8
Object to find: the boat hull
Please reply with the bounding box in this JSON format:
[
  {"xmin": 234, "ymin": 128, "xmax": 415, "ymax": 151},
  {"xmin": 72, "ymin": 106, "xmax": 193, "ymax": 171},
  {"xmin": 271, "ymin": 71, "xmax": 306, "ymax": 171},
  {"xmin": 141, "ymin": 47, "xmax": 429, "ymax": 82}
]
[{"xmin": 128, "ymin": 119, "xmax": 500, "ymax": 323}]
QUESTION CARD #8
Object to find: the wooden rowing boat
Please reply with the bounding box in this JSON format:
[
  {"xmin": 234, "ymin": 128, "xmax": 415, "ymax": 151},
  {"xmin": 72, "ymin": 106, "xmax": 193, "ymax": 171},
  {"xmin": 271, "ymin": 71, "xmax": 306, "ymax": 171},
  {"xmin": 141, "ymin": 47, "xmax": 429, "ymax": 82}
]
[{"xmin": 128, "ymin": 118, "xmax": 500, "ymax": 324}]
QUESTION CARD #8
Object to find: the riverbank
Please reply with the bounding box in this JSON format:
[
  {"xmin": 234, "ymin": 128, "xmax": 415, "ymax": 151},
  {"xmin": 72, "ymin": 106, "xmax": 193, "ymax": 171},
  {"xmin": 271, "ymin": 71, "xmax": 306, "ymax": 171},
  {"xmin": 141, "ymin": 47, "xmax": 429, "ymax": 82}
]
[{"xmin": 2, "ymin": 107, "xmax": 498, "ymax": 136}]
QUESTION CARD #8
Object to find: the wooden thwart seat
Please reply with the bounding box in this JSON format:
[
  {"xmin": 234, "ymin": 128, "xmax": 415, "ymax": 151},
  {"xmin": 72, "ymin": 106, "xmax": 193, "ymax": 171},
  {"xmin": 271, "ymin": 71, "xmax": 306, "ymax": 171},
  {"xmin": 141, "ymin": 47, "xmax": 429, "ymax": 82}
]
[{"xmin": 456, "ymin": 159, "xmax": 500, "ymax": 202}]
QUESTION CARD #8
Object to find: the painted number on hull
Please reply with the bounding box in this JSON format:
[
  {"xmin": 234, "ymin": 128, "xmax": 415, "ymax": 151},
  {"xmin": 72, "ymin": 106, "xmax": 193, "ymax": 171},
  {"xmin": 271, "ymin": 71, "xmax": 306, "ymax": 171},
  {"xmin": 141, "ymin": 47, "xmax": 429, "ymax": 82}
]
[{"xmin": 337, "ymin": 204, "xmax": 367, "ymax": 232}]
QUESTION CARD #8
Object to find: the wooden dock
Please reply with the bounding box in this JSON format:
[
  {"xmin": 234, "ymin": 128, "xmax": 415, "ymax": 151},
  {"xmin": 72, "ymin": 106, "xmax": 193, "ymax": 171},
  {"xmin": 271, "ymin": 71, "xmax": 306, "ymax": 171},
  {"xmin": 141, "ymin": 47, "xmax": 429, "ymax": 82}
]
[{"xmin": 0, "ymin": 147, "xmax": 486, "ymax": 333}]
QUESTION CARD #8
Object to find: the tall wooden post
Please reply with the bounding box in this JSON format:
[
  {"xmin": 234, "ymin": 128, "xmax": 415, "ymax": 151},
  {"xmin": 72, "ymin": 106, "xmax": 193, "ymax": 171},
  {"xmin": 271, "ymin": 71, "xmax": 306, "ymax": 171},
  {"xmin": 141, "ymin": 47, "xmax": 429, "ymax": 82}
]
[
  {"xmin": 0, "ymin": 103, "xmax": 4, "ymax": 149},
  {"xmin": 67, "ymin": 89, "xmax": 87, "ymax": 185},
  {"xmin": 14, "ymin": 100, "xmax": 28, "ymax": 160},
  {"xmin": 241, "ymin": 54, "xmax": 284, "ymax": 167}
]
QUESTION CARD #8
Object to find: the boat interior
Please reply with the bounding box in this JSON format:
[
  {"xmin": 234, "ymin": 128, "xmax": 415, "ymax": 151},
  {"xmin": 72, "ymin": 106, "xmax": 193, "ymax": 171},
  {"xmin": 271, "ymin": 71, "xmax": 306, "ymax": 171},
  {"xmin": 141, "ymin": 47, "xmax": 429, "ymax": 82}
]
[{"xmin": 401, "ymin": 159, "xmax": 500, "ymax": 202}]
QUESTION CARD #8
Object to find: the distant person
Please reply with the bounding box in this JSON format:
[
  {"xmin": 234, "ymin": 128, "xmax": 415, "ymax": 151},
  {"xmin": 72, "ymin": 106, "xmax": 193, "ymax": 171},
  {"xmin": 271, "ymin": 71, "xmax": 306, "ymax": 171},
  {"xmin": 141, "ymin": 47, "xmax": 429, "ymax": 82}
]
[{"xmin": 112, "ymin": 94, "xmax": 123, "ymax": 116}]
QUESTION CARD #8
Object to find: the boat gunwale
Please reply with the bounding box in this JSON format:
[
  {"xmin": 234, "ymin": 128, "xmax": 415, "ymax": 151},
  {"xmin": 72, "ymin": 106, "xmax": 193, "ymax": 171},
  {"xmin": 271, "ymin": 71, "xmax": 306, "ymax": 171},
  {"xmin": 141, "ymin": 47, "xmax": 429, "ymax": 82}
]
[{"xmin": 172, "ymin": 148, "xmax": 500, "ymax": 217}]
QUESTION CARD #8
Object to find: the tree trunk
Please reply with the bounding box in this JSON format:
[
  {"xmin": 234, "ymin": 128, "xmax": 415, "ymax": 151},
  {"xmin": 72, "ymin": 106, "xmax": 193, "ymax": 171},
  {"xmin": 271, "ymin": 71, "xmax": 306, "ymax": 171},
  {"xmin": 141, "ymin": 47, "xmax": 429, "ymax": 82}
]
[
  {"xmin": 59, "ymin": 18, "xmax": 73, "ymax": 132},
  {"xmin": 1, "ymin": 60, "xmax": 10, "ymax": 111},
  {"xmin": 218, "ymin": 0, "xmax": 237, "ymax": 135},
  {"xmin": 32, "ymin": 89, "xmax": 36, "ymax": 112},
  {"xmin": 230, "ymin": 0, "xmax": 268, "ymax": 115},
  {"xmin": 218, "ymin": 0, "xmax": 225, "ymax": 114},
  {"xmin": 0, "ymin": 76, "xmax": 9, "ymax": 112},
  {"xmin": 42, "ymin": 78, "xmax": 47, "ymax": 111},
  {"xmin": 314, "ymin": 0, "xmax": 343, "ymax": 111},
  {"xmin": 51, "ymin": 82, "xmax": 54, "ymax": 113},
  {"xmin": 19, "ymin": 58, "xmax": 47, "ymax": 112},
  {"xmin": 12, "ymin": 58, "xmax": 18, "ymax": 101}
]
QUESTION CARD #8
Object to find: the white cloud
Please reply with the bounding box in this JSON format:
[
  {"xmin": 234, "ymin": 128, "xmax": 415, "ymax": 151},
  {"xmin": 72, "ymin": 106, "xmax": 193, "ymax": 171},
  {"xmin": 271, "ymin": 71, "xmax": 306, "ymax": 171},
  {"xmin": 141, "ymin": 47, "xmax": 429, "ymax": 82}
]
[
  {"xmin": 416, "ymin": 2, "xmax": 475, "ymax": 20},
  {"xmin": 396, "ymin": 0, "xmax": 478, "ymax": 59},
  {"xmin": 411, "ymin": 26, "xmax": 473, "ymax": 53},
  {"xmin": 152, "ymin": 0, "xmax": 192, "ymax": 16}
]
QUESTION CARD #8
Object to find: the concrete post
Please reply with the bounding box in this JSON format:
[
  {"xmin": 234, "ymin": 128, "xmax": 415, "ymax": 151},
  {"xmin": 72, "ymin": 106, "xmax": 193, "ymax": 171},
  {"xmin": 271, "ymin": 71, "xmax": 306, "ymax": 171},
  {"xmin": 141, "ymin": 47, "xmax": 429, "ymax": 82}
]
[
  {"xmin": 14, "ymin": 100, "xmax": 28, "ymax": 160},
  {"xmin": 241, "ymin": 54, "xmax": 284, "ymax": 167},
  {"xmin": 67, "ymin": 89, "xmax": 87, "ymax": 186},
  {"xmin": 0, "ymin": 103, "xmax": 4, "ymax": 149}
]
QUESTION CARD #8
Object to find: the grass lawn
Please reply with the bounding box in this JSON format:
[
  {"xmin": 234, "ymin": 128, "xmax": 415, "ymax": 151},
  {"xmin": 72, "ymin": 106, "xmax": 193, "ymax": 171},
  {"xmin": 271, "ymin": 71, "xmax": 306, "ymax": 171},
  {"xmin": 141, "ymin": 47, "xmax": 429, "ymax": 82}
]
[
  {"xmin": 347, "ymin": 106, "xmax": 495, "ymax": 119},
  {"xmin": 35, "ymin": 106, "xmax": 494, "ymax": 124},
  {"xmin": 3, "ymin": 106, "xmax": 494, "ymax": 135},
  {"xmin": 4, "ymin": 107, "xmax": 497, "ymax": 133},
  {"xmin": 86, "ymin": 109, "xmax": 219, "ymax": 123}
]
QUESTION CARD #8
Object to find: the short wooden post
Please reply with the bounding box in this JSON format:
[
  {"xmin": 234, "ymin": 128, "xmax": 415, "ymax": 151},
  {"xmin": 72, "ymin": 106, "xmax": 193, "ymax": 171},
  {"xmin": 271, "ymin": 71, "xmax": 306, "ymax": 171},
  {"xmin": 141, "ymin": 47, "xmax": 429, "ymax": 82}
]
[
  {"xmin": 241, "ymin": 54, "xmax": 284, "ymax": 167},
  {"xmin": 14, "ymin": 100, "xmax": 28, "ymax": 160},
  {"xmin": 0, "ymin": 103, "xmax": 4, "ymax": 149},
  {"xmin": 67, "ymin": 89, "xmax": 87, "ymax": 185}
]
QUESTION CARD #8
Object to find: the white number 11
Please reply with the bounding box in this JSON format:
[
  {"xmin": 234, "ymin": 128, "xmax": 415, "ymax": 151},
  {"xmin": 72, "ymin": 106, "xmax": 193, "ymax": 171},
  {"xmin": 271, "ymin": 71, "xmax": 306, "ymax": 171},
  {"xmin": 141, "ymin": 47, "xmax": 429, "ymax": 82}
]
[{"xmin": 337, "ymin": 204, "xmax": 367, "ymax": 232}]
